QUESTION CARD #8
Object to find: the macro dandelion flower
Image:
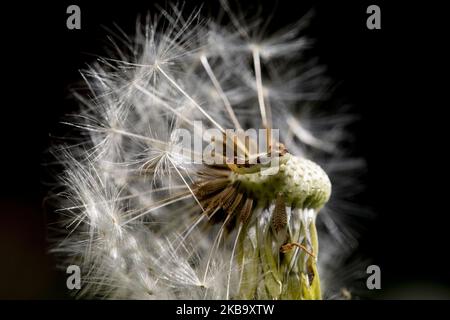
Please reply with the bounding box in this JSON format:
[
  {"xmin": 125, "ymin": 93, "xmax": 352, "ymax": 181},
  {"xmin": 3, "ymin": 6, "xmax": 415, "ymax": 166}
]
[{"xmin": 51, "ymin": 2, "xmax": 364, "ymax": 300}]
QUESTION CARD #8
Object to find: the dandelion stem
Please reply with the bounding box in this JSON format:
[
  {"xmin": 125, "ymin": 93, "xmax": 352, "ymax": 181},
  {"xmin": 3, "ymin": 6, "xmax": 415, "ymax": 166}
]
[
  {"xmin": 252, "ymin": 47, "xmax": 271, "ymax": 130},
  {"xmin": 156, "ymin": 64, "xmax": 226, "ymax": 133},
  {"xmin": 202, "ymin": 213, "xmax": 232, "ymax": 294},
  {"xmin": 226, "ymin": 224, "xmax": 243, "ymax": 300},
  {"xmin": 134, "ymin": 84, "xmax": 196, "ymax": 126},
  {"xmin": 121, "ymin": 192, "xmax": 192, "ymax": 226},
  {"xmin": 252, "ymin": 47, "xmax": 273, "ymax": 150},
  {"xmin": 167, "ymin": 156, "xmax": 205, "ymax": 212}
]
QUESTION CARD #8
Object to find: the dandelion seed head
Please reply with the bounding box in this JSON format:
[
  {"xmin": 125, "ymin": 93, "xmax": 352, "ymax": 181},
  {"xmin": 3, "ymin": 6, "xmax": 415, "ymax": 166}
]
[
  {"xmin": 51, "ymin": 3, "xmax": 366, "ymax": 299},
  {"xmin": 232, "ymin": 153, "xmax": 331, "ymax": 209}
]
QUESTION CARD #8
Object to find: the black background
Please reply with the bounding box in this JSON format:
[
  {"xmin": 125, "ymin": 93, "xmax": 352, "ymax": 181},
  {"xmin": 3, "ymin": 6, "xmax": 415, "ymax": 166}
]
[{"xmin": 1, "ymin": 0, "xmax": 447, "ymax": 299}]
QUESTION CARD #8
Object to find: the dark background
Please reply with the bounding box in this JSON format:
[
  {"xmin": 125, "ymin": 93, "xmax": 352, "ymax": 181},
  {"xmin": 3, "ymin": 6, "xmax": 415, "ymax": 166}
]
[{"xmin": 1, "ymin": 0, "xmax": 447, "ymax": 299}]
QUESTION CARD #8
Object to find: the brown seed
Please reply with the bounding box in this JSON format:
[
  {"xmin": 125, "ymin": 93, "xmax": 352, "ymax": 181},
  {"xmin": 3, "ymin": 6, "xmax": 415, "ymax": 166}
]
[
  {"xmin": 196, "ymin": 178, "xmax": 230, "ymax": 198},
  {"xmin": 271, "ymin": 193, "xmax": 287, "ymax": 234},
  {"xmin": 239, "ymin": 197, "xmax": 254, "ymax": 225}
]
